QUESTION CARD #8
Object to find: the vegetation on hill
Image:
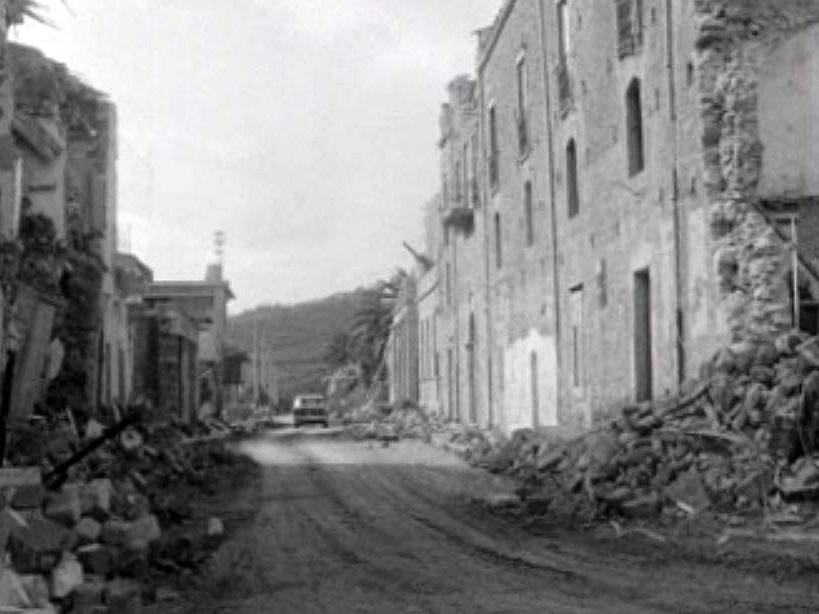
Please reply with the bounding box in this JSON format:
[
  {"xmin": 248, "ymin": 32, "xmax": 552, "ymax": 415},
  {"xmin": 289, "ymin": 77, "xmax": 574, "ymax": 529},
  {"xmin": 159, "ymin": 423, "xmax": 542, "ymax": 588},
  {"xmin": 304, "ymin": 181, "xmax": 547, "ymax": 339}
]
[{"xmin": 227, "ymin": 289, "xmax": 373, "ymax": 400}]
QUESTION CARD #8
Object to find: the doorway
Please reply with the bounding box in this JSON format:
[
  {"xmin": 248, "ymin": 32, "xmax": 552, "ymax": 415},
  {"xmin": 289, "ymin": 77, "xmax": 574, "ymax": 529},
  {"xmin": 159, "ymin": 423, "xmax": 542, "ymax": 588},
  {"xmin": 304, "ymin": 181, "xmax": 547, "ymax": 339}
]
[{"xmin": 634, "ymin": 269, "xmax": 653, "ymax": 402}]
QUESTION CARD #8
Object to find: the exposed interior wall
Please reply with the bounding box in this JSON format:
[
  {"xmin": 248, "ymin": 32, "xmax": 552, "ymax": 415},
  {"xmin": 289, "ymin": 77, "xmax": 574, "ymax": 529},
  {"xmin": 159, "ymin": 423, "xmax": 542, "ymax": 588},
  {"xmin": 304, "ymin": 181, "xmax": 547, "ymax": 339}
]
[
  {"xmin": 757, "ymin": 23, "xmax": 819, "ymax": 199},
  {"xmin": 697, "ymin": 0, "xmax": 819, "ymax": 342},
  {"xmin": 480, "ymin": 0, "xmax": 557, "ymax": 433}
]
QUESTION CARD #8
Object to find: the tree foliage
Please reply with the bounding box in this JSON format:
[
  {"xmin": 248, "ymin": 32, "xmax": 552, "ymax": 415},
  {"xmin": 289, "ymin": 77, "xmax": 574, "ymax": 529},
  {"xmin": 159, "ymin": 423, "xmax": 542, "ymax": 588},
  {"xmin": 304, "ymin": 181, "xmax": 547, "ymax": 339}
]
[{"xmin": 324, "ymin": 269, "xmax": 408, "ymax": 387}]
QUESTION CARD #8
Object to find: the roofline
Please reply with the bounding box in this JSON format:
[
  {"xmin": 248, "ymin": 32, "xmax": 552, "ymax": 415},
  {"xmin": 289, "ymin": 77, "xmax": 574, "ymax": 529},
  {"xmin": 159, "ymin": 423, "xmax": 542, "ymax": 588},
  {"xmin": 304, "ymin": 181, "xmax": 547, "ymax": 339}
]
[
  {"xmin": 477, "ymin": 0, "xmax": 517, "ymax": 73},
  {"xmin": 149, "ymin": 280, "xmax": 235, "ymax": 300}
]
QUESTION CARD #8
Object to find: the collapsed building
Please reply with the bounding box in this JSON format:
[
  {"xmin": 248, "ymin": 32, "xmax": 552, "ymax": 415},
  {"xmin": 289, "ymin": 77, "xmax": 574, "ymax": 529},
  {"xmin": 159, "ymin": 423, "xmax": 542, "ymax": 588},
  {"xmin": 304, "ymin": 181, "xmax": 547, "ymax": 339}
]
[{"xmin": 400, "ymin": 0, "xmax": 819, "ymax": 434}]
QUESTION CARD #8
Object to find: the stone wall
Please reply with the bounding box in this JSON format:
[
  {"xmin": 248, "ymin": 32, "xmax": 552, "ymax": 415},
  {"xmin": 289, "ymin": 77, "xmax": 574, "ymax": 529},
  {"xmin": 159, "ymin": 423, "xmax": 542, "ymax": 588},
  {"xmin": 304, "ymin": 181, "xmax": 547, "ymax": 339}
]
[
  {"xmin": 696, "ymin": 0, "xmax": 819, "ymax": 343},
  {"xmin": 479, "ymin": 0, "xmax": 558, "ymax": 432}
]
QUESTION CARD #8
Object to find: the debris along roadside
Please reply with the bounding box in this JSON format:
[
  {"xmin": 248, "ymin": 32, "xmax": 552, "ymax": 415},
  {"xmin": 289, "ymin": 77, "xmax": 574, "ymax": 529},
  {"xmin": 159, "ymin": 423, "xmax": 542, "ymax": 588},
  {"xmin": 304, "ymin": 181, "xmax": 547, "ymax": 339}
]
[
  {"xmin": 0, "ymin": 402, "xmax": 249, "ymax": 613},
  {"xmin": 350, "ymin": 331, "xmax": 819, "ymax": 541}
]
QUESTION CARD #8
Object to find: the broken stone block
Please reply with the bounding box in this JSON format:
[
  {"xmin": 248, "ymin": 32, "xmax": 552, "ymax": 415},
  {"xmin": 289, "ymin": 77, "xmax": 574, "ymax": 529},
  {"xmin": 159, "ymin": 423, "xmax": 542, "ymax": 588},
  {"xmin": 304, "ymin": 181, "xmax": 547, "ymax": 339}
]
[
  {"xmin": 100, "ymin": 520, "xmax": 132, "ymax": 547},
  {"xmin": 80, "ymin": 479, "xmax": 113, "ymax": 519},
  {"xmin": 126, "ymin": 515, "xmax": 161, "ymax": 550},
  {"xmin": 480, "ymin": 493, "xmax": 521, "ymax": 512},
  {"xmin": 0, "ymin": 467, "xmax": 42, "ymax": 490},
  {"xmin": 754, "ymin": 343, "xmax": 779, "ymax": 367},
  {"xmin": 51, "ymin": 553, "xmax": 84, "ymax": 599},
  {"xmin": 665, "ymin": 469, "xmax": 711, "ymax": 513},
  {"xmin": 797, "ymin": 337, "xmax": 819, "ymax": 369},
  {"xmin": 207, "ymin": 517, "xmax": 224, "ymax": 537},
  {"xmin": 75, "ymin": 517, "xmax": 102, "ymax": 545},
  {"xmin": 84, "ymin": 419, "xmax": 105, "ymax": 440},
  {"xmin": 76, "ymin": 544, "xmax": 117, "ymax": 577},
  {"xmin": 0, "ymin": 567, "xmax": 32, "ymax": 608},
  {"xmin": 597, "ymin": 486, "xmax": 633, "ymax": 505},
  {"xmin": 9, "ymin": 517, "xmax": 77, "ymax": 574},
  {"xmin": 73, "ymin": 579, "xmax": 106, "ymax": 613},
  {"xmin": 0, "ymin": 507, "xmax": 28, "ymax": 552},
  {"xmin": 104, "ymin": 578, "xmax": 141, "ymax": 614},
  {"xmin": 10, "ymin": 483, "xmax": 46, "ymax": 510},
  {"xmin": 20, "ymin": 574, "xmax": 50, "ymax": 607},
  {"xmin": 44, "ymin": 483, "xmax": 82, "ymax": 527},
  {"xmin": 116, "ymin": 545, "xmax": 150, "ymax": 579},
  {"xmin": 620, "ymin": 492, "xmax": 660, "ymax": 519}
]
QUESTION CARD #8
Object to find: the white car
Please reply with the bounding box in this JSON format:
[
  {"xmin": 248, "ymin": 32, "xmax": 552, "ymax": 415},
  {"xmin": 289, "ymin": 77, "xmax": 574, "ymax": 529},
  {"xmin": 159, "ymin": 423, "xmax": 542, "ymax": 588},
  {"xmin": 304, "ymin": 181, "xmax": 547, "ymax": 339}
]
[{"xmin": 293, "ymin": 394, "xmax": 329, "ymax": 428}]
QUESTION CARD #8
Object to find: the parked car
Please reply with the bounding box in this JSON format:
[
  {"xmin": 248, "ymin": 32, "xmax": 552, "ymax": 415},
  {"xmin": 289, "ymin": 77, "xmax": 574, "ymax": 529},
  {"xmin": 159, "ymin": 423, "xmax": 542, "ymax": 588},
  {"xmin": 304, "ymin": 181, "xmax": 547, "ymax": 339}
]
[{"xmin": 293, "ymin": 394, "xmax": 329, "ymax": 428}]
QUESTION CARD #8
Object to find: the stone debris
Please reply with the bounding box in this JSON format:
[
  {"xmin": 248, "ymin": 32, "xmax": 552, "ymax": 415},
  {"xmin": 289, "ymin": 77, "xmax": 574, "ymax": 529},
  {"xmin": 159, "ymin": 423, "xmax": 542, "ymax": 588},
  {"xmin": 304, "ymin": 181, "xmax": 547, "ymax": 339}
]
[
  {"xmin": 354, "ymin": 332, "xmax": 819, "ymax": 533},
  {"xmin": 0, "ymin": 413, "xmax": 242, "ymax": 612}
]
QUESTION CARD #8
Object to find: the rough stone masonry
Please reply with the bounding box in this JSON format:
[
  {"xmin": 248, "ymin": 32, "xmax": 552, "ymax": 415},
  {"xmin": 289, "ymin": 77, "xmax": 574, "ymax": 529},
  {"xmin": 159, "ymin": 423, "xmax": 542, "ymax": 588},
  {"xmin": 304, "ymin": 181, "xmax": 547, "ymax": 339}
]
[{"xmin": 699, "ymin": 0, "xmax": 819, "ymax": 342}]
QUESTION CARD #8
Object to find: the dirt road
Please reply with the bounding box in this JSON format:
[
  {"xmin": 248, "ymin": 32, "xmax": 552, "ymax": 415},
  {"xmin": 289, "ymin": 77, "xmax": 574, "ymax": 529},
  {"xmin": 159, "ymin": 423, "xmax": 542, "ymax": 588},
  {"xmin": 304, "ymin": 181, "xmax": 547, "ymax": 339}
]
[{"xmin": 161, "ymin": 430, "xmax": 819, "ymax": 613}]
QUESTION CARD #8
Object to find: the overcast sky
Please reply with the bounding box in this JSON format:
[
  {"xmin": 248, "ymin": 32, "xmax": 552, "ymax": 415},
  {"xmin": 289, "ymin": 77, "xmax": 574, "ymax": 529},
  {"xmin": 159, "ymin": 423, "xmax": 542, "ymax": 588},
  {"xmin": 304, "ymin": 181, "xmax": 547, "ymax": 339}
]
[{"xmin": 13, "ymin": 0, "xmax": 501, "ymax": 313}]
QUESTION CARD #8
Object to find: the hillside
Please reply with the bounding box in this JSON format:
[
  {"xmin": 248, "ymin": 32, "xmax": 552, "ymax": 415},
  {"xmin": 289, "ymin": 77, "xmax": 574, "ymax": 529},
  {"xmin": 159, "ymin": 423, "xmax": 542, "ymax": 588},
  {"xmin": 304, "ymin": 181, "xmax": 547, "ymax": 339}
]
[{"xmin": 227, "ymin": 289, "xmax": 371, "ymax": 399}]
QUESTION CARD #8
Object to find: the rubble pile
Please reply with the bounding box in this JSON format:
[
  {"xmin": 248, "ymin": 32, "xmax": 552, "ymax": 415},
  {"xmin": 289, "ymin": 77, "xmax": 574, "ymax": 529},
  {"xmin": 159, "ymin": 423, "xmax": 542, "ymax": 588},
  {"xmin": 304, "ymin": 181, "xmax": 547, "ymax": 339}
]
[
  {"xmin": 487, "ymin": 332, "xmax": 819, "ymax": 524},
  {"xmin": 0, "ymin": 414, "xmax": 245, "ymax": 613},
  {"xmin": 343, "ymin": 399, "xmax": 499, "ymax": 455}
]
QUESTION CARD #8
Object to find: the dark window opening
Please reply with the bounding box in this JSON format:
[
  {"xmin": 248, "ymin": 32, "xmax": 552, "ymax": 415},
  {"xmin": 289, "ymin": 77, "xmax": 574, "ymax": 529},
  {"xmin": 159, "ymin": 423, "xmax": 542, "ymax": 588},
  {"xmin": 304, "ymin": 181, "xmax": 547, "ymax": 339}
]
[
  {"xmin": 634, "ymin": 268, "xmax": 653, "ymax": 402},
  {"xmin": 494, "ymin": 212, "xmax": 502, "ymax": 269},
  {"xmin": 516, "ymin": 57, "xmax": 529, "ymax": 155},
  {"xmin": 616, "ymin": 0, "xmax": 644, "ymax": 58},
  {"xmin": 488, "ymin": 106, "xmax": 499, "ymax": 188},
  {"xmin": 626, "ymin": 78, "xmax": 645, "ymax": 176},
  {"xmin": 566, "ymin": 139, "xmax": 580, "ymax": 217},
  {"xmin": 524, "ymin": 181, "xmax": 534, "ymax": 246}
]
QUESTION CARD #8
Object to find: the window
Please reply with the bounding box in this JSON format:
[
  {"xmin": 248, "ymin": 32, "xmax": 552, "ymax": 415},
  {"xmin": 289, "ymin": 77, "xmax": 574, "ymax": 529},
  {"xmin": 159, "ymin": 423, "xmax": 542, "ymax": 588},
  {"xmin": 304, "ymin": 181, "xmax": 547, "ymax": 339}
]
[
  {"xmin": 557, "ymin": 0, "xmax": 570, "ymax": 62},
  {"xmin": 524, "ymin": 181, "xmax": 534, "ymax": 246},
  {"xmin": 616, "ymin": 0, "xmax": 644, "ymax": 58},
  {"xmin": 570, "ymin": 286, "xmax": 584, "ymax": 390},
  {"xmin": 566, "ymin": 139, "xmax": 579, "ymax": 217},
  {"xmin": 555, "ymin": 0, "xmax": 573, "ymax": 115},
  {"xmin": 494, "ymin": 212, "xmax": 502, "ymax": 269},
  {"xmin": 516, "ymin": 55, "xmax": 528, "ymax": 155},
  {"xmin": 488, "ymin": 105, "xmax": 499, "ymax": 188},
  {"xmin": 626, "ymin": 78, "xmax": 645, "ymax": 176},
  {"xmin": 445, "ymin": 262, "xmax": 453, "ymax": 306},
  {"xmin": 470, "ymin": 132, "xmax": 479, "ymax": 207}
]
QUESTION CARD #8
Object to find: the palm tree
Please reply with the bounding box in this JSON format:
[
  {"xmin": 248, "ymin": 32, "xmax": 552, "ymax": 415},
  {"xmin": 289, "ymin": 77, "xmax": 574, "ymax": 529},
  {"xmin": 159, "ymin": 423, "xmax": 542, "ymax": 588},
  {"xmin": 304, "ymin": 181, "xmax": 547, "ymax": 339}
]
[
  {"xmin": 324, "ymin": 331, "xmax": 352, "ymax": 369},
  {"xmin": 347, "ymin": 270, "xmax": 409, "ymax": 386},
  {"xmin": 6, "ymin": 0, "xmax": 66, "ymax": 27}
]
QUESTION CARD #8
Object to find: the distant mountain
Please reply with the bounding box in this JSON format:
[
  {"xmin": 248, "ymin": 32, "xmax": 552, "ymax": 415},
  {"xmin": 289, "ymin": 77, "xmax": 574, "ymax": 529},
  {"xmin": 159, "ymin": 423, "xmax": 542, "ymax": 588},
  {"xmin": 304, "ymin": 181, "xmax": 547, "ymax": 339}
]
[{"xmin": 227, "ymin": 289, "xmax": 371, "ymax": 399}]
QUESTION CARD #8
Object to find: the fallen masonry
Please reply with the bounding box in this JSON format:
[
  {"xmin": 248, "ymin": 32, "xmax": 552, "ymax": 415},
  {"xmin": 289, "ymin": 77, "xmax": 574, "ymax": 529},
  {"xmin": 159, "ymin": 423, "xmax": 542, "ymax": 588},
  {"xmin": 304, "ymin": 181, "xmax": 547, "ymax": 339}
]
[
  {"xmin": 348, "ymin": 331, "xmax": 819, "ymax": 535},
  {"xmin": 0, "ymin": 407, "xmax": 249, "ymax": 613}
]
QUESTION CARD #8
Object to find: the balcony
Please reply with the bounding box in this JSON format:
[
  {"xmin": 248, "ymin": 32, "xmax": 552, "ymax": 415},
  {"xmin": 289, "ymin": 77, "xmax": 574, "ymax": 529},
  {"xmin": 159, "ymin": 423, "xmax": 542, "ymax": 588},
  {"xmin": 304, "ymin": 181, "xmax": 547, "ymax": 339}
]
[
  {"xmin": 617, "ymin": 29, "xmax": 644, "ymax": 59},
  {"xmin": 554, "ymin": 61, "xmax": 574, "ymax": 118},
  {"xmin": 442, "ymin": 206, "xmax": 474, "ymax": 235},
  {"xmin": 616, "ymin": 0, "xmax": 643, "ymax": 59}
]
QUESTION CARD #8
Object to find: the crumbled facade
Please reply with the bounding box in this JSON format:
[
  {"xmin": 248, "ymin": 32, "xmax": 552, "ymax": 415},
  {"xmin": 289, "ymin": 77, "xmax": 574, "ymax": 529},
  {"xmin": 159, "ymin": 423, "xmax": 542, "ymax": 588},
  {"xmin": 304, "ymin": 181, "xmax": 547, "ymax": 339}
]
[{"xmin": 421, "ymin": 0, "xmax": 819, "ymax": 434}]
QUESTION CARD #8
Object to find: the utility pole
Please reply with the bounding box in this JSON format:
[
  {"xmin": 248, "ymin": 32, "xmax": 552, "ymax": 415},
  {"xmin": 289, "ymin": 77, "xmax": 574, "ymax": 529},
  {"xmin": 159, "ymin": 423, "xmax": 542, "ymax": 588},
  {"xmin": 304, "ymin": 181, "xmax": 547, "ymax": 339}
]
[{"xmin": 252, "ymin": 323, "xmax": 260, "ymax": 405}]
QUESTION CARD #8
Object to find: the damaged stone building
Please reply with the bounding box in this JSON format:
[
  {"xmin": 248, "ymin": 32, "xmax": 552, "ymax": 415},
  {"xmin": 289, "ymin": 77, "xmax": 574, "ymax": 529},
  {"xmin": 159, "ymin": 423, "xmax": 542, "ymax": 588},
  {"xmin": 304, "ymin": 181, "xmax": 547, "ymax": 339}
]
[{"xmin": 411, "ymin": 0, "xmax": 819, "ymax": 434}]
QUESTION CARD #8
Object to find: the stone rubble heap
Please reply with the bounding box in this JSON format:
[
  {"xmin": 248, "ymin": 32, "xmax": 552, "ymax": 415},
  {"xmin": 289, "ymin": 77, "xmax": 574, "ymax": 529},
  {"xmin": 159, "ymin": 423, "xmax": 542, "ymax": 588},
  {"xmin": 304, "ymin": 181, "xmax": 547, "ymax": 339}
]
[
  {"xmin": 350, "ymin": 331, "xmax": 819, "ymax": 525},
  {"xmin": 480, "ymin": 331, "xmax": 819, "ymax": 523},
  {"xmin": 0, "ymin": 416, "xmax": 240, "ymax": 613}
]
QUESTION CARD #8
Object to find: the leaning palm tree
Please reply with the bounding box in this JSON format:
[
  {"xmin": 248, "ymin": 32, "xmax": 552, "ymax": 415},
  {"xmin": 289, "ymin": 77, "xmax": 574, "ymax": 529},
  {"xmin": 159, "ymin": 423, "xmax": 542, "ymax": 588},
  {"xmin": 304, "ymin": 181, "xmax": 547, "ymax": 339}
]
[{"xmin": 6, "ymin": 0, "xmax": 66, "ymax": 27}]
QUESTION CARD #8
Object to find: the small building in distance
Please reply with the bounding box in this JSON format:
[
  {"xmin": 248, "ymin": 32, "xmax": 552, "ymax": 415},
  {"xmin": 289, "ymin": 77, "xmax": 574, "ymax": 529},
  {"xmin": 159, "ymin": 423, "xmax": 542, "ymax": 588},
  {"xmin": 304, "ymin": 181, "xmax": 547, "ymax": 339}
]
[{"xmin": 144, "ymin": 262, "xmax": 234, "ymax": 417}]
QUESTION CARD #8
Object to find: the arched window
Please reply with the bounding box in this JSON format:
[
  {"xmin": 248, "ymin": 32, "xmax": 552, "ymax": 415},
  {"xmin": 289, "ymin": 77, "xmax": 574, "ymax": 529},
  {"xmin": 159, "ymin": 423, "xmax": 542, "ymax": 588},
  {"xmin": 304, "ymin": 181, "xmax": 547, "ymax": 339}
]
[
  {"xmin": 626, "ymin": 78, "xmax": 645, "ymax": 176},
  {"xmin": 566, "ymin": 139, "xmax": 579, "ymax": 218}
]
